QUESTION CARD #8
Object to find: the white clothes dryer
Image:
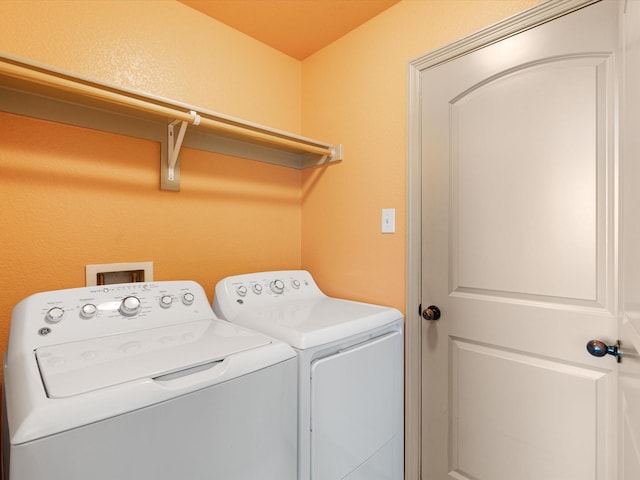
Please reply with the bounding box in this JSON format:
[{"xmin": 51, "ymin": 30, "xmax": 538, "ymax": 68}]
[
  {"xmin": 2, "ymin": 280, "xmax": 297, "ymax": 480},
  {"xmin": 213, "ymin": 270, "xmax": 404, "ymax": 480}
]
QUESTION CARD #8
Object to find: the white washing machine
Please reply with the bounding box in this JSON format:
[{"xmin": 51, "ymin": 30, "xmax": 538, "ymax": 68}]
[
  {"xmin": 213, "ymin": 270, "xmax": 404, "ymax": 480},
  {"xmin": 2, "ymin": 280, "xmax": 297, "ymax": 480}
]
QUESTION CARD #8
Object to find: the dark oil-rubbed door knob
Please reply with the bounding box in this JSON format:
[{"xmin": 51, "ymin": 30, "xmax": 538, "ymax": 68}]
[
  {"xmin": 586, "ymin": 339, "xmax": 621, "ymax": 363},
  {"xmin": 422, "ymin": 305, "xmax": 441, "ymax": 321}
]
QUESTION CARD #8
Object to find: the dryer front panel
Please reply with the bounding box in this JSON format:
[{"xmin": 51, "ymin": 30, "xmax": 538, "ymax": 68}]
[{"xmin": 310, "ymin": 331, "xmax": 403, "ymax": 480}]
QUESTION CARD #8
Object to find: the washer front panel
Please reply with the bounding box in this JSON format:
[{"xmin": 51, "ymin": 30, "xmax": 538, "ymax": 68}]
[{"xmin": 7, "ymin": 357, "xmax": 298, "ymax": 480}]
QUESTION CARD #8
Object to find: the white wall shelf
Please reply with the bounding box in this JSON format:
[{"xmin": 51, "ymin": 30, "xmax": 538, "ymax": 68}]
[{"xmin": 0, "ymin": 53, "xmax": 342, "ymax": 191}]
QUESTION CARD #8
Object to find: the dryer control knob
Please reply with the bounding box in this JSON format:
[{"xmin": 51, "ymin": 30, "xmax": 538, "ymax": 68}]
[
  {"xmin": 270, "ymin": 279, "xmax": 285, "ymax": 294},
  {"xmin": 45, "ymin": 307, "xmax": 65, "ymax": 324},
  {"xmin": 182, "ymin": 292, "xmax": 195, "ymax": 305},
  {"xmin": 119, "ymin": 296, "xmax": 141, "ymax": 316}
]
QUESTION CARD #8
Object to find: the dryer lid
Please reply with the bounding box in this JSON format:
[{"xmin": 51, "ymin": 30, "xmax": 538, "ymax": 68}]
[
  {"xmin": 236, "ymin": 297, "xmax": 403, "ymax": 349},
  {"xmin": 35, "ymin": 319, "xmax": 270, "ymax": 398}
]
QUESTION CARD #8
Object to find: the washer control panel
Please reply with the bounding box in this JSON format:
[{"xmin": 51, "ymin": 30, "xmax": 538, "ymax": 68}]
[
  {"xmin": 11, "ymin": 281, "xmax": 212, "ymax": 349},
  {"xmin": 213, "ymin": 270, "xmax": 325, "ymax": 319}
]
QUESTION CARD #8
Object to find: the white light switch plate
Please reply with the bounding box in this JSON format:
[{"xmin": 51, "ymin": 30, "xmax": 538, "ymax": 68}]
[{"xmin": 381, "ymin": 208, "xmax": 395, "ymax": 234}]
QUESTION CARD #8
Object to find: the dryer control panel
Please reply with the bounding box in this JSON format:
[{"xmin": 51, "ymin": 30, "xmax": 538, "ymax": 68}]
[
  {"xmin": 213, "ymin": 270, "xmax": 402, "ymax": 350},
  {"xmin": 213, "ymin": 270, "xmax": 331, "ymax": 327},
  {"xmin": 9, "ymin": 281, "xmax": 212, "ymax": 349},
  {"xmin": 214, "ymin": 270, "xmax": 323, "ymax": 307}
]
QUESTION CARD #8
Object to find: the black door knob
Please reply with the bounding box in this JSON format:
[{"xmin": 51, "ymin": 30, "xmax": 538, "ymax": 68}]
[
  {"xmin": 422, "ymin": 305, "xmax": 441, "ymax": 321},
  {"xmin": 586, "ymin": 339, "xmax": 621, "ymax": 363}
]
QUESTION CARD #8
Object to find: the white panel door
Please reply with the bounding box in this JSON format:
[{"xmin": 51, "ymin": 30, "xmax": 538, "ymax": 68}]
[{"xmin": 419, "ymin": 1, "xmax": 632, "ymax": 479}]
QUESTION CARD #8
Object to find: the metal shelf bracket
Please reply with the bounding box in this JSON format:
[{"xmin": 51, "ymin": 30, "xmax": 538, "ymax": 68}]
[{"xmin": 167, "ymin": 110, "xmax": 201, "ymax": 184}]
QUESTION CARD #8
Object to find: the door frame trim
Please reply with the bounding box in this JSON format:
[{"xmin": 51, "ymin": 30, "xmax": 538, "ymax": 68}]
[{"xmin": 404, "ymin": 1, "xmax": 599, "ymax": 477}]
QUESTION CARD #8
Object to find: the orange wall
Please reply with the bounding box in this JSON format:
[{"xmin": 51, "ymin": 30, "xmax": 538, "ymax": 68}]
[
  {"xmin": 301, "ymin": 0, "xmax": 540, "ymax": 309},
  {"xmin": 0, "ymin": 0, "xmax": 302, "ymax": 365}
]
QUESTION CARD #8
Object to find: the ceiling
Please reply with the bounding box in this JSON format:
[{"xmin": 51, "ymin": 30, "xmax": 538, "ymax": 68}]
[{"xmin": 178, "ymin": 0, "xmax": 401, "ymax": 60}]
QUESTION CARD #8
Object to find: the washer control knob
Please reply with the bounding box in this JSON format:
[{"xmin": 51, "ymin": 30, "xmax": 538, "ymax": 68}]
[
  {"xmin": 45, "ymin": 307, "xmax": 65, "ymax": 324},
  {"xmin": 252, "ymin": 283, "xmax": 263, "ymax": 295},
  {"xmin": 119, "ymin": 296, "xmax": 141, "ymax": 316},
  {"xmin": 291, "ymin": 279, "xmax": 301, "ymax": 289},
  {"xmin": 236, "ymin": 285, "xmax": 248, "ymax": 297},
  {"xmin": 80, "ymin": 303, "xmax": 98, "ymax": 319},
  {"xmin": 160, "ymin": 295, "xmax": 173, "ymax": 309},
  {"xmin": 270, "ymin": 279, "xmax": 285, "ymax": 294},
  {"xmin": 182, "ymin": 292, "xmax": 195, "ymax": 306}
]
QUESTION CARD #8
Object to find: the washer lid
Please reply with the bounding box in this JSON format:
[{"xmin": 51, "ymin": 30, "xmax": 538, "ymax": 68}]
[
  {"xmin": 35, "ymin": 319, "xmax": 270, "ymax": 398},
  {"xmin": 235, "ymin": 298, "xmax": 403, "ymax": 349}
]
